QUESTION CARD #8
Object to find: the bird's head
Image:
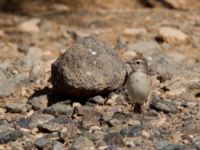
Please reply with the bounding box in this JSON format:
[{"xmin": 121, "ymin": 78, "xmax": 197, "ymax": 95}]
[{"xmin": 128, "ymin": 57, "xmax": 148, "ymax": 73}]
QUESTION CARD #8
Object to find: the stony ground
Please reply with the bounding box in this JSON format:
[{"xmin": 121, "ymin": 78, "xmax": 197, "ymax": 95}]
[{"xmin": 0, "ymin": 1, "xmax": 200, "ymax": 150}]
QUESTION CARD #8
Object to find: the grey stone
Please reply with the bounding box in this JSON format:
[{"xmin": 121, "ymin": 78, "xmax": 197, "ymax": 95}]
[
  {"xmin": 0, "ymin": 69, "xmax": 6, "ymax": 80},
  {"xmin": 108, "ymin": 119, "xmax": 123, "ymax": 126},
  {"xmin": 28, "ymin": 113, "xmax": 55, "ymax": 128},
  {"xmin": 29, "ymin": 59, "xmax": 45, "ymax": 83},
  {"xmin": 43, "ymin": 102, "xmax": 73, "ymax": 116},
  {"xmin": 73, "ymin": 106, "xmax": 102, "ymax": 127},
  {"xmin": 188, "ymin": 80, "xmax": 200, "ymax": 90},
  {"xmin": 0, "ymin": 130, "xmax": 24, "ymax": 144},
  {"xmin": 34, "ymin": 138, "xmax": 50, "ymax": 149},
  {"xmin": 37, "ymin": 121, "xmax": 64, "ymax": 132},
  {"xmin": 28, "ymin": 95, "xmax": 48, "ymax": 110},
  {"xmin": 0, "ymin": 75, "xmax": 28, "ymax": 98},
  {"xmin": 51, "ymin": 36, "xmax": 126, "ymax": 98},
  {"xmin": 0, "ymin": 119, "xmax": 10, "ymax": 126},
  {"xmin": 23, "ymin": 141, "xmax": 35, "ymax": 150},
  {"xmin": 52, "ymin": 140, "xmax": 63, "ymax": 150},
  {"xmin": 166, "ymin": 51, "xmax": 187, "ymax": 65},
  {"xmin": 192, "ymin": 136, "xmax": 200, "ymax": 150},
  {"xmin": 108, "ymin": 112, "xmax": 130, "ymax": 126},
  {"xmin": 104, "ymin": 132, "xmax": 124, "ymax": 147},
  {"xmin": 16, "ymin": 117, "xmax": 31, "ymax": 128},
  {"xmin": 0, "ymin": 124, "xmax": 13, "ymax": 133},
  {"xmin": 70, "ymin": 136, "xmax": 95, "ymax": 150},
  {"xmin": 0, "ymin": 78, "xmax": 17, "ymax": 98},
  {"xmin": 112, "ymin": 112, "xmax": 130, "ymax": 123},
  {"xmin": 127, "ymin": 41, "xmax": 161, "ymax": 56},
  {"xmin": 37, "ymin": 115, "xmax": 73, "ymax": 132},
  {"xmin": 106, "ymin": 124, "xmax": 128, "ymax": 133},
  {"xmin": 0, "ymin": 59, "xmax": 12, "ymax": 70},
  {"xmin": 9, "ymin": 141, "xmax": 26, "ymax": 150},
  {"xmin": 17, "ymin": 42, "xmax": 30, "ymax": 54},
  {"xmin": 19, "ymin": 46, "xmax": 42, "ymax": 70},
  {"xmin": 42, "ymin": 132, "xmax": 60, "ymax": 140},
  {"xmin": 60, "ymin": 125, "xmax": 80, "ymax": 140},
  {"xmin": 50, "ymin": 115, "xmax": 72, "ymax": 124},
  {"xmin": 87, "ymin": 95, "xmax": 105, "ymax": 105},
  {"xmin": 16, "ymin": 113, "xmax": 55, "ymax": 129},
  {"xmin": 82, "ymin": 130, "xmax": 104, "ymax": 142},
  {"xmin": 6, "ymin": 103, "xmax": 32, "ymax": 113},
  {"xmin": 149, "ymin": 52, "xmax": 178, "ymax": 76},
  {"xmin": 35, "ymin": 138, "xmax": 63, "ymax": 150},
  {"xmin": 120, "ymin": 125, "xmax": 143, "ymax": 137},
  {"xmin": 156, "ymin": 141, "xmax": 185, "ymax": 150},
  {"xmin": 150, "ymin": 96, "xmax": 179, "ymax": 113}
]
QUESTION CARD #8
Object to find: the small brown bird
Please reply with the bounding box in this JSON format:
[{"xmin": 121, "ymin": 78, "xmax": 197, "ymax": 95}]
[{"xmin": 127, "ymin": 57, "xmax": 151, "ymax": 113}]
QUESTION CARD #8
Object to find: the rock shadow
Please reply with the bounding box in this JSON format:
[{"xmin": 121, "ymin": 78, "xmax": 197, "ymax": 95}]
[{"xmin": 28, "ymin": 86, "xmax": 110, "ymax": 106}]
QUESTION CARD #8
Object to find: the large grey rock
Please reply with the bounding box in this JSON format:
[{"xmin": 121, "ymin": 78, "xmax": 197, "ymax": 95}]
[{"xmin": 51, "ymin": 36, "xmax": 126, "ymax": 98}]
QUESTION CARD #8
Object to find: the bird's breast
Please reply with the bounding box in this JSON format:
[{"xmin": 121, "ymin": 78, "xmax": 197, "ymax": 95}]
[{"xmin": 127, "ymin": 71, "xmax": 151, "ymax": 103}]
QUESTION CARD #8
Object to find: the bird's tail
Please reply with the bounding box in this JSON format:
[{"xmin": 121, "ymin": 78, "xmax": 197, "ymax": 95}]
[{"xmin": 134, "ymin": 103, "xmax": 143, "ymax": 113}]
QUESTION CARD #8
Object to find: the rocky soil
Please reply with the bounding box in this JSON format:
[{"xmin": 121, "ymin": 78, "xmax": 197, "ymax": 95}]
[{"xmin": 0, "ymin": 0, "xmax": 200, "ymax": 149}]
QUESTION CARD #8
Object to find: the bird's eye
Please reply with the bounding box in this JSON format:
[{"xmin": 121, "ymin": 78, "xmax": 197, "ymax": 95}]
[{"xmin": 136, "ymin": 61, "xmax": 140, "ymax": 64}]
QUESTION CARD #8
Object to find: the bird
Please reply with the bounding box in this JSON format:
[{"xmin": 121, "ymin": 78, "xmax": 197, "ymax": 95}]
[{"xmin": 126, "ymin": 57, "xmax": 151, "ymax": 113}]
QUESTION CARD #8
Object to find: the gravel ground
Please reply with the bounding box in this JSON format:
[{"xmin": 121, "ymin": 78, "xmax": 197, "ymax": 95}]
[{"xmin": 0, "ymin": 1, "xmax": 200, "ymax": 149}]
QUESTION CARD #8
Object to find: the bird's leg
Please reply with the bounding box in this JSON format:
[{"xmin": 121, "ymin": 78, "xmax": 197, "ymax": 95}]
[{"xmin": 134, "ymin": 103, "xmax": 143, "ymax": 113}]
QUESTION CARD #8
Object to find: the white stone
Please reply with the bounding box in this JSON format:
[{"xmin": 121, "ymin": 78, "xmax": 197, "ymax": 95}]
[
  {"xmin": 122, "ymin": 51, "xmax": 137, "ymax": 61},
  {"xmin": 158, "ymin": 27, "xmax": 188, "ymax": 43},
  {"xmin": 142, "ymin": 130, "xmax": 151, "ymax": 138},
  {"xmin": 0, "ymin": 30, "xmax": 5, "ymax": 37},
  {"xmin": 123, "ymin": 27, "xmax": 147, "ymax": 36},
  {"xmin": 51, "ymin": 4, "xmax": 70, "ymax": 12},
  {"xmin": 19, "ymin": 18, "xmax": 40, "ymax": 33}
]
